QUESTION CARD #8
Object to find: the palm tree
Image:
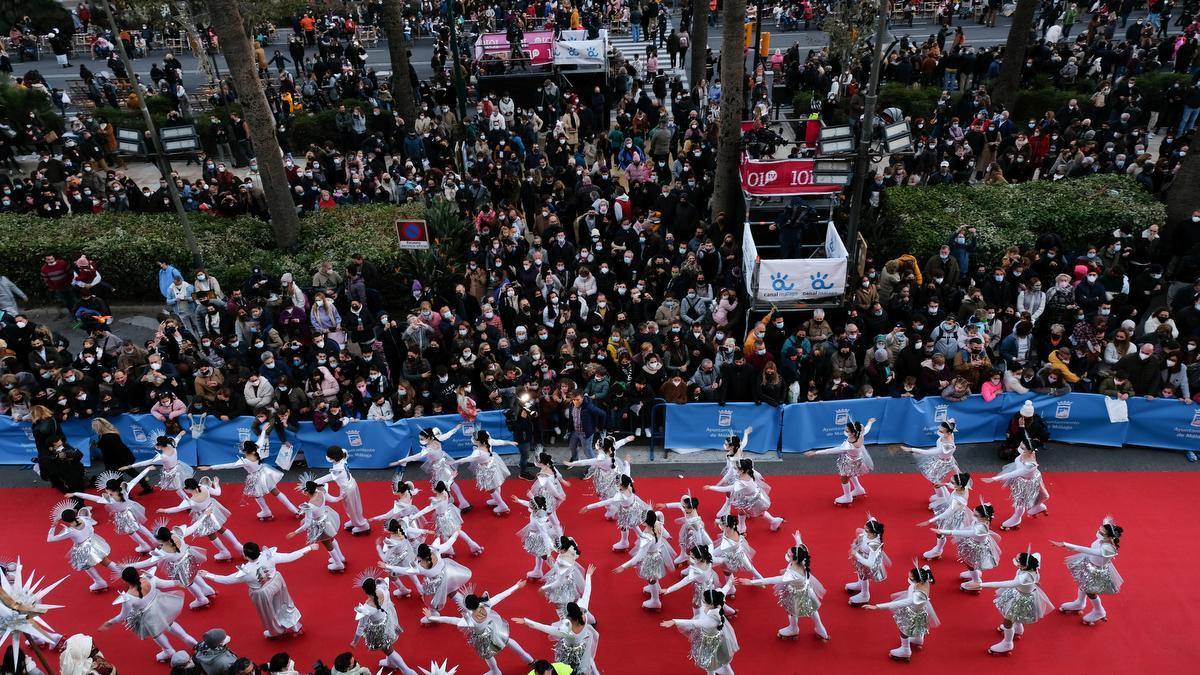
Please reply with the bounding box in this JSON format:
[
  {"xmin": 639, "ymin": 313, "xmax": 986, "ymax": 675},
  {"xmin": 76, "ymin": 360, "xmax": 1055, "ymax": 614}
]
[
  {"xmin": 380, "ymin": 0, "xmax": 418, "ymax": 124},
  {"xmin": 205, "ymin": 0, "xmax": 300, "ymax": 249},
  {"xmin": 690, "ymin": 0, "xmax": 708, "ymax": 89},
  {"xmin": 991, "ymin": 0, "xmax": 1038, "ymax": 110},
  {"xmin": 711, "ymin": 0, "xmax": 747, "ymax": 222}
]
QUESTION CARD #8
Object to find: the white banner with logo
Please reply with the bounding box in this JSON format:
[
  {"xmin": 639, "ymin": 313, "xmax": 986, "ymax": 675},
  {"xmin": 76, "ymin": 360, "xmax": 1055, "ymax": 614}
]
[
  {"xmin": 743, "ymin": 220, "xmax": 848, "ymax": 302},
  {"xmin": 553, "ymin": 39, "xmax": 606, "ymax": 65}
]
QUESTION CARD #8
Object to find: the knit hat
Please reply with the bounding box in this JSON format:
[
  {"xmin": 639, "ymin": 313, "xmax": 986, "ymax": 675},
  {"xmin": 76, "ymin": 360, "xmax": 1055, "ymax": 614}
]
[{"xmin": 1020, "ymin": 400, "xmax": 1035, "ymax": 417}]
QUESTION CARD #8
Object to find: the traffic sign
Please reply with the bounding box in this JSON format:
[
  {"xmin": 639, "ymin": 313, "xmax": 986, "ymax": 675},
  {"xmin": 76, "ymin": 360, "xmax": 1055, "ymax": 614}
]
[{"xmin": 395, "ymin": 219, "xmax": 430, "ymax": 250}]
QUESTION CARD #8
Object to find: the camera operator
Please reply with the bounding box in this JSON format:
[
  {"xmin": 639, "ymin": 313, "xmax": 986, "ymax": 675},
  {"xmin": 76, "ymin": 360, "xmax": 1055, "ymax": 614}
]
[{"xmin": 507, "ymin": 385, "xmax": 539, "ymax": 480}]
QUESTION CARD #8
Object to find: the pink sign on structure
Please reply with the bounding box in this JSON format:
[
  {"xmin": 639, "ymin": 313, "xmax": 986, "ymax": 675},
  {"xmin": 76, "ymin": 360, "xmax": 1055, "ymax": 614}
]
[{"xmin": 476, "ymin": 30, "xmax": 556, "ymax": 65}]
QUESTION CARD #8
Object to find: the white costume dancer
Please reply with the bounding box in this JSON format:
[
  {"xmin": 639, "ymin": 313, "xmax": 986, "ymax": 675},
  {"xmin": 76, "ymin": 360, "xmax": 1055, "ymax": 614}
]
[
  {"xmin": 715, "ymin": 428, "xmax": 753, "ymax": 518},
  {"xmin": 100, "ymin": 568, "xmax": 197, "ymax": 663},
  {"xmin": 983, "ymin": 440, "xmax": 1048, "ymax": 530},
  {"xmin": 386, "ymin": 535, "xmax": 472, "ymax": 622},
  {"xmin": 915, "ymin": 472, "xmax": 972, "ymax": 561},
  {"xmin": 712, "ymin": 515, "xmax": 764, "ymax": 597},
  {"xmin": 391, "ymin": 425, "xmax": 472, "ymax": 511},
  {"xmin": 932, "ymin": 503, "xmax": 1001, "ymax": 592},
  {"xmin": 413, "ymin": 481, "xmax": 485, "ymax": 557},
  {"xmin": 614, "ymin": 511, "xmax": 676, "ymax": 611},
  {"xmin": 377, "ymin": 517, "xmax": 429, "ymax": 598},
  {"xmin": 739, "ymin": 532, "xmax": 829, "ymax": 640},
  {"xmin": 804, "ymin": 418, "xmax": 876, "ymax": 505},
  {"xmin": 130, "ymin": 523, "xmax": 217, "ymax": 609},
  {"xmin": 864, "ymin": 566, "xmax": 939, "ymax": 662},
  {"xmin": 663, "ymin": 545, "xmax": 731, "ymax": 617},
  {"xmin": 454, "ymin": 430, "xmax": 517, "ymax": 514},
  {"xmin": 157, "ymin": 477, "xmax": 243, "ymax": 561},
  {"xmin": 424, "ymin": 582, "xmax": 535, "ymax": 675},
  {"xmin": 47, "ymin": 504, "xmax": 120, "ymax": 592},
  {"xmin": 981, "ymin": 552, "xmax": 1053, "ymax": 654},
  {"xmin": 352, "ymin": 574, "xmax": 419, "ymax": 675},
  {"xmin": 314, "ymin": 446, "xmax": 370, "ymax": 534},
  {"xmin": 660, "ymin": 590, "xmax": 739, "ymax": 675},
  {"xmin": 658, "ymin": 494, "xmax": 713, "ymax": 566},
  {"xmin": 566, "ymin": 435, "xmax": 633, "ymax": 520},
  {"xmin": 515, "ymin": 497, "xmax": 559, "ymax": 579},
  {"xmin": 902, "ymin": 419, "xmax": 960, "ymax": 504},
  {"xmin": 370, "ymin": 478, "xmax": 423, "ymax": 525},
  {"xmin": 514, "ymin": 566, "xmax": 600, "ymax": 675},
  {"xmin": 287, "ymin": 477, "xmax": 346, "ymax": 572},
  {"xmin": 68, "ymin": 469, "xmax": 156, "ymax": 553},
  {"xmin": 123, "ymin": 432, "xmax": 192, "ymax": 500},
  {"xmin": 540, "ymin": 537, "xmax": 590, "ymax": 620},
  {"xmin": 1053, "ymin": 517, "xmax": 1125, "ymax": 625},
  {"xmin": 202, "ymin": 441, "xmax": 298, "ymax": 520},
  {"xmin": 846, "ymin": 517, "xmax": 890, "ymax": 605},
  {"xmin": 529, "ymin": 453, "xmax": 571, "ymax": 531},
  {"xmin": 201, "ymin": 542, "xmax": 314, "ymax": 637},
  {"xmin": 704, "ymin": 458, "xmax": 784, "ymax": 532},
  {"xmin": 581, "ymin": 474, "xmax": 650, "ymax": 551}
]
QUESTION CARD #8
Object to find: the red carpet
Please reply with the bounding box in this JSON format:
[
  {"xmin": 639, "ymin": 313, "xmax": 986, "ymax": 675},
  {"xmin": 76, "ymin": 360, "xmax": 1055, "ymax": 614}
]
[{"xmin": 5, "ymin": 471, "xmax": 1197, "ymax": 674}]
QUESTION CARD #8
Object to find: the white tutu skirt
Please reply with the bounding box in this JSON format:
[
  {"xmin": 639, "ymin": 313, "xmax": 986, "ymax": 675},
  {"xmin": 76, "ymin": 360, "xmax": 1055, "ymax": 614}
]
[
  {"xmin": 243, "ymin": 465, "xmax": 285, "ymax": 497},
  {"xmin": 125, "ymin": 589, "xmax": 184, "ymax": 639},
  {"xmin": 305, "ymin": 506, "xmax": 341, "ymax": 544},
  {"xmin": 250, "ymin": 573, "xmax": 302, "ymax": 634},
  {"xmin": 914, "ymin": 453, "xmax": 959, "ymax": 484},
  {"xmin": 69, "ymin": 536, "xmax": 111, "ymax": 570},
  {"xmin": 731, "ymin": 492, "xmax": 770, "ymax": 517},
  {"xmin": 993, "ymin": 586, "xmax": 1054, "ymax": 624},
  {"xmin": 359, "ymin": 611, "xmax": 399, "ymax": 651},
  {"xmin": 111, "ymin": 502, "xmax": 147, "ymax": 535},
  {"xmin": 159, "ymin": 462, "xmax": 194, "ymax": 490},
  {"xmin": 1066, "ymin": 555, "xmax": 1123, "ymax": 595},
  {"xmin": 836, "ymin": 452, "xmax": 871, "ymax": 477}
]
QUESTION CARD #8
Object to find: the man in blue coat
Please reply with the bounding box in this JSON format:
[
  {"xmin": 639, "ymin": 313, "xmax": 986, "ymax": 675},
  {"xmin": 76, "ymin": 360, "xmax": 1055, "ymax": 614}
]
[{"xmin": 566, "ymin": 390, "xmax": 606, "ymax": 462}]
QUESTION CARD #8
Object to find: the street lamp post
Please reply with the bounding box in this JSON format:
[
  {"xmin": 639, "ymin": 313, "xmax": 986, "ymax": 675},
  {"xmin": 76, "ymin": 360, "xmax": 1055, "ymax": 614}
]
[
  {"xmin": 844, "ymin": 0, "xmax": 889, "ymax": 271},
  {"xmin": 99, "ymin": 0, "xmax": 203, "ymax": 268},
  {"xmin": 445, "ymin": 0, "xmax": 469, "ymax": 122},
  {"xmin": 751, "ymin": 0, "xmax": 764, "ymax": 67}
]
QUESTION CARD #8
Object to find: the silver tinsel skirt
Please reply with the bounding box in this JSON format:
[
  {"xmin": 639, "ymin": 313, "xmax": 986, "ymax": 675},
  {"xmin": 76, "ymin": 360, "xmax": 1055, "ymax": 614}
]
[
  {"xmin": 159, "ymin": 462, "xmax": 194, "ymax": 490},
  {"xmin": 688, "ymin": 628, "xmax": 734, "ymax": 671},
  {"xmin": 638, "ymin": 549, "xmax": 666, "ymax": 582},
  {"xmin": 69, "ymin": 536, "xmax": 111, "ymax": 570},
  {"xmin": 167, "ymin": 553, "xmax": 201, "ymax": 585},
  {"xmin": 305, "ymin": 506, "xmax": 340, "ymax": 544},
  {"xmin": 360, "ymin": 612, "xmax": 399, "ymax": 650},
  {"xmin": 250, "ymin": 573, "xmax": 301, "ymax": 634},
  {"xmin": 466, "ymin": 624, "xmax": 505, "ymax": 659},
  {"xmin": 473, "ymin": 464, "xmax": 504, "ymax": 493},
  {"xmin": 589, "ymin": 469, "xmax": 618, "ymax": 499},
  {"xmin": 836, "ymin": 453, "xmax": 869, "ymax": 478},
  {"xmin": 425, "ymin": 456, "xmax": 458, "ymax": 483},
  {"xmin": 892, "ymin": 604, "xmax": 929, "ymax": 638},
  {"xmin": 854, "ymin": 559, "xmax": 887, "ymax": 582},
  {"xmin": 191, "ymin": 508, "xmax": 228, "ymax": 537},
  {"xmin": 112, "ymin": 508, "xmax": 143, "ymax": 535},
  {"xmin": 955, "ymin": 538, "xmax": 1000, "ymax": 571},
  {"xmin": 721, "ymin": 551, "xmax": 753, "ymax": 575},
  {"xmin": 776, "ymin": 583, "xmax": 819, "ymax": 618},
  {"xmin": 1008, "ymin": 475, "xmax": 1044, "ymax": 509},
  {"xmin": 555, "ymin": 638, "xmax": 586, "ymax": 670},
  {"xmin": 381, "ymin": 540, "xmax": 416, "ymax": 568},
  {"xmin": 993, "ymin": 587, "xmax": 1052, "ymax": 624},
  {"xmin": 543, "ymin": 580, "xmax": 582, "ymax": 606},
  {"xmin": 435, "ymin": 509, "xmax": 462, "ymax": 541},
  {"xmin": 731, "ymin": 492, "xmax": 769, "ymax": 517},
  {"xmin": 692, "ymin": 578, "xmax": 717, "ymax": 609},
  {"xmin": 1067, "ymin": 558, "xmax": 1120, "ymax": 595},
  {"xmin": 616, "ymin": 500, "xmax": 649, "ymax": 530},
  {"xmin": 421, "ymin": 574, "xmax": 445, "ymax": 600},
  {"xmin": 124, "ymin": 590, "xmax": 184, "ymax": 639},
  {"xmin": 243, "ymin": 466, "xmax": 284, "ymax": 497},
  {"xmin": 523, "ymin": 529, "xmax": 552, "ymax": 558},
  {"xmin": 914, "ymin": 454, "xmax": 959, "ymax": 484}
]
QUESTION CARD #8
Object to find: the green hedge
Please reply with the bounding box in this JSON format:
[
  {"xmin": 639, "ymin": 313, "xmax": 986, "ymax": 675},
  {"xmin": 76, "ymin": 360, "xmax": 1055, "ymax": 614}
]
[
  {"xmin": 0, "ymin": 202, "xmax": 441, "ymax": 303},
  {"xmin": 879, "ymin": 174, "xmax": 1166, "ymax": 262}
]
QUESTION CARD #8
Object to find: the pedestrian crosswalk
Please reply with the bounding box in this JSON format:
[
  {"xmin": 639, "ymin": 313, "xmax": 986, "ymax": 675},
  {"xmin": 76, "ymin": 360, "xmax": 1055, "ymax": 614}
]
[{"xmin": 607, "ymin": 33, "xmax": 690, "ymax": 90}]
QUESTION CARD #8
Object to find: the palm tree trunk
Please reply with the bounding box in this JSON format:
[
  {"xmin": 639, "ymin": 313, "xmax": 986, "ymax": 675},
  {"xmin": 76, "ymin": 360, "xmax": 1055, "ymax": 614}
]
[
  {"xmin": 690, "ymin": 0, "xmax": 709, "ymax": 90},
  {"xmin": 991, "ymin": 0, "xmax": 1037, "ymax": 110},
  {"xmin": 1167, "ymin": 145, "xmax": 1200, "ymax": 230},
  {"xmin": 711, "ymin": 0, "xmax": 747, "ymax": 223},
  {"xmin": 205, "ymin": 0, "xmax": 299, "ymax": 249},
  {"xmin": 380, "ymin": 0, "xmax": 418, "ymax": 123}
]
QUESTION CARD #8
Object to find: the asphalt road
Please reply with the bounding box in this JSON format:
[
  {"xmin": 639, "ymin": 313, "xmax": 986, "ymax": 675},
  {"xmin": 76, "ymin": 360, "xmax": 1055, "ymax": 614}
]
[{"xmin": 19, "ymin": 14, "xmax": 1024, "ymax": 90}]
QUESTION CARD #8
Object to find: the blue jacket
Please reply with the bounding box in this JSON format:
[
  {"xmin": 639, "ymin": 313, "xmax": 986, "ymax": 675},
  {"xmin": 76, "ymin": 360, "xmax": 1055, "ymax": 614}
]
[
  {"xmin": 158, "ymin": 265, "xmax": 183, "ymax": 300},
  {"xmin": 569, "ymin": 397, "xmax": 606, "ymax": 436}
]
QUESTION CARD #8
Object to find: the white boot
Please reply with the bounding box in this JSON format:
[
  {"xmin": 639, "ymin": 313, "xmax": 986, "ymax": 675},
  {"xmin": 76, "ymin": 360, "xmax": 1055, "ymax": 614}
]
[
  {"xmin": 1000, "ymin": 507, "xmax": 1025, "ymax": 530},
  {"xmin": 1027, "ymin": 502, "xmax": 1048, "ymax": 517},
  {"xmin": 642, "ymin": 582, "xmax": 661, "ymax": 610},
  {"xmin": 1082, "ymin": 596, "xmax": 1107, "ymax": 625},
  {"xmin": 254, "ymin": 497, "xmax": 274, "ymax": 520},
  {"xmin": 960, "ymin": 569, "xmax": 982, "ymax": 592},
  {"xmin": 212, "ymin": 537, "xmax": 231, "ymax": 561},
  {"xmin": 889, "ymin": 637, "xmax": 912, "ymax": 661},
  {"xmin": 84, "ymin": 567, "xmax": 107, "ymax": 592},
  {"xmin": 988, "ymin": 626, "xmax": 1015, "ymax": 654},
  {"xmin": 849, "ymin": 476, "xmax": 866, "ymax": 497},
  {"xmin": 386, "ymin": 651, "xmax": 418, "ymax": 675},
  {"xmin": 274, "ymin": 490, "xmax": 300, "ymax": 515},
  {"xmin": 528, "ymin": 557, "xmax": 544, "ymax": 580},
  {"xmin": 613, "ymin": 529, "xmax": 630, "ymax": 551},
  {"xmin": 1059, "ymin": 589, "xmax": 1087, "ymax": 613},
  {"xmin": 152, "ymin": 634, "xmax": 175, "ymax": 662},
  {"xmin": 923, "ymin": 536, "xmax": 946, "ymax": 560},
  {"xmin": 766, "ymin": 512, "xmax": 784, "ymax": 531},
  {"xmin": 834, "ymin": 482, "xmax": 853, "ymax": 505},
  {"xmin": 959, "ymin": 570, "xmax": 974, "ymax": 580},
  {"xmin": 1013, "ymin": 623, "xmax": 1024, "ymax": 637},
  {"xmin": 811, "ymin": 611, "xmax": 830, "ymax": 640},
  {"xmin": 845, "ymin": 578, "xmax": 863, "ymax": 592},
  {"xmin": 849, "ymin": 579, "xmax": 870, "ymax": 605},
  {"xmin": 777, "ymin": 616, "xmax": 799, "ymax": 638}
]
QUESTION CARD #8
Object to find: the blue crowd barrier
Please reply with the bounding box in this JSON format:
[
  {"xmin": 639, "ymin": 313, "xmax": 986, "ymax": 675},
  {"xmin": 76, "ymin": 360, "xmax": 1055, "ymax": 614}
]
[
  {"xmin": 663, "ymin": 403, "xmax": 783, "ymax": 453},
  {"xmin": 0, "ymin": 411, "xmax": 514, "ymax": 471},
  {"xmin": 665, "ymin": 392, "xmax": 1196, "ymax": 454}
]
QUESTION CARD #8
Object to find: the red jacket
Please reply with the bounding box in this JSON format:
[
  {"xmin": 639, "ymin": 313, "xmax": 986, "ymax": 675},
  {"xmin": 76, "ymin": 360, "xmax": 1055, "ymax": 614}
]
[{"xmin": 40, "ymin": 259, "xmax": 72, "ymax": 291}]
